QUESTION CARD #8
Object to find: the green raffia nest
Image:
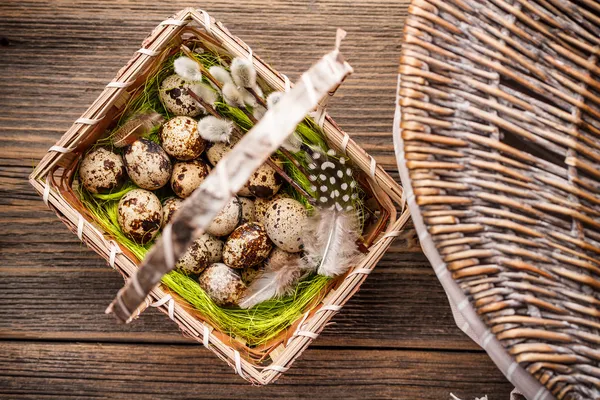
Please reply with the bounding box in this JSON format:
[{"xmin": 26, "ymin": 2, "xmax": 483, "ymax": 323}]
[{"xmin": 76, "ymin": 47, "xmax": 368, "ymax": 347}]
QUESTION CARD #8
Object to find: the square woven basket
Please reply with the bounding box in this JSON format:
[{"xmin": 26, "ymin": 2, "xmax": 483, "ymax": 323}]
[{"xmin": 29, "ymin": 8, "xmax": 409, "ymax": 384}]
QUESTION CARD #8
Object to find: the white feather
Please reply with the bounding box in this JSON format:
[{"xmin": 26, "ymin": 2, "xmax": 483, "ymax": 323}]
[
  {"xmin": 230, "ymin": 57, "xmax": 257, "ymax": 88},
  {"xmin": 239, "ymin": 260, "xmax": 305, "ymax": 309},
  {"xmin": 222, "ymin": 83, "xmax": 245, "ymax": 107},
  {"xmin": 302, "ymin": 209, "xmax": 360, "ymax": 277},
  {"xmin": 189, "ymin": 82, "xmax": 219, "ymax": 106},
  {"xmin": 198, "ymin": 116, "xmax": 233, "ymax": 142},
  {"xmin": 174, "ymin": 57, "xmax": 203, "ymax": 82}
]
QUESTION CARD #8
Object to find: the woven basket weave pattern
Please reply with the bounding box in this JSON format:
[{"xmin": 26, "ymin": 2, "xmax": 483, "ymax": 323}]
[{"xmin": 398, "ymin": 0, "xmax": 600, "ymax": 399}]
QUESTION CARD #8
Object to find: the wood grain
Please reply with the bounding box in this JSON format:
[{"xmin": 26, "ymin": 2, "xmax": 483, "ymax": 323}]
[
  {"xmin": 0, "ymin": 341, "xmax": 511, "ymax": 400},
  {"xmin": 0, "ymin": 0, "xmax": 512, "ymax": 398}
]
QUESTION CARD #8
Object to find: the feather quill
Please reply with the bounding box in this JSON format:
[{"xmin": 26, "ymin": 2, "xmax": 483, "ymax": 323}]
[
  {"xmin": 301, "ymin": 148, "xmax": 360, "ymax": 277},
  {"xmin": 112, "ymin": 111, "xmax": 164, "ymax": 148},
  {"xmin": 174, "ymin": 56, "xmax": 203, "ymax": 82},
  {"xmin": 239, "ymin": 250, "xmax": 307, "ymax": 309}
]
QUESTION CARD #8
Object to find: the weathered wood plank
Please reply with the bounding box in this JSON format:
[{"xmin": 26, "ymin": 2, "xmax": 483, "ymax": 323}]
[
  {"xmin": 0, "ymin": 0, "xmax": 405, "ymax": 169},
  {"xmin": 0, "ymin": 341, "xmax": 512, "ymax": 399},
  {"xmin": 0, "ymin": 258, "xmax": 479, "ymax": 350}
]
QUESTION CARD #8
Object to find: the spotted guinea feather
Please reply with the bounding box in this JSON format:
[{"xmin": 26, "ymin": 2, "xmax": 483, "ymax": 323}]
[{"xmin": 302, "ymin": 148, "xmax": 360, "ymax": 277}]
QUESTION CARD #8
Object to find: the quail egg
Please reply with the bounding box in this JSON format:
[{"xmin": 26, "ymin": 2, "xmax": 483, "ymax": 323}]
[
  {"xmin": 171, "ymin": 159, "xmax": 211, "ymax": 198},
  {"xmin": 238, "ymin": 182, "xmax": 252, "ymax": 197},
  {"xmin": 264, "ymin": 198, "xmax": 307, "ymax": 253},
  {"xmin": 206, "ymin": 198, "xmax": 241, "ymax": 237},
  {"xmin": 117, "ymin": 189, "xmax": 162, "ymax": 244},
  {"xmin": 175, "ymin": 233, "xmax": 223, "ymax": 274},
  {"xmin": 223, "ymin": 222, "xmax": 272, "ymax": 269},
  {"xmin": 248, "ymin": 163, "xmax": 283, "ymax": 198},
  {"xmin": 123, "ymin": 138, "xmax": 172, "ymax": 190},
  {"xmin": 238, "ymin": 197, "xmax": 255, "ymax": 223},
  {"xmin": 159, "ymin": 74, "xmax": 205, "ymax": 117},
  {"xmin": 79, "ymin": 147, "xmax": 126, "ymax": 194},
  {"xmin": 176, "ymin": 237, "xmax": 210, "ymax": 275},
  {"xmin": 200, "ymin": 233, "xmax": 225, "ymax": 263},
  {"xmin": 198, "ymin": 263, "xmax": 246, "ymax": 306},
  {"xmin": 241, "ymin": 263, "xmax": 265, "ymax": 285},
  {"xmin": 162, "ymin": 197, "xmax": 182, "ymax": 227},
  {"xmin": 161, "ymin": 116, "xmax": 206, "ymax": 160},
  {"xmin": 206, "ymin": 141, "xmax": 233, "ymax": 166},
  {"xmin": 254, "ymin": 193, "xmax": 287, "ymax": 225}
]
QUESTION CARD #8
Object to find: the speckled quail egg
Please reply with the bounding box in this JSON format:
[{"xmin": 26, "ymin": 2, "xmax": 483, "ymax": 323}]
[
  {"xmin": 264, "ymin": 198, "xmax": 307, "ymax": 253},
  {"xmin": 223, "ymin": 222, "xmax": 272, "ymax": 269},
  {"xmin": 175, "ymin": 233, "xmax": 223, "ymax": 274},
  {"xmin": 200, "ymin": 233, "xmax": 224, "ymax": 263},
  {"xmin": 206, "ymin": 141, "xmax": 233, "ymax": 166},
  {"xmin": 176, "ymin": 237, "xmax": 210, "ymax": 275},
  {"xmin": 239, "ymin": 197, "xmax": 255, "ymax": 223},
  {"xmin": 248, "ymin": 163, "xmax": 283, "ymax": 198},
  {"xmin": 161, "ymin": 116, "xmax": 206, "ymax": 161},
  {"xmin": 170, "ymin": 159, "xmax": 211, "ymax": 198},
  {"xmin": 198, "ymin": 263, "xmax": 246, "ymax": 306},
  {"xmin": 117, "ymin": 189, "xmax": 162, "ymax": 244},
  {"xmin": 254, "ymin": 193, "xmax": 288, "ymax": 225},
  {"xmin": 238, "ymin": 182, "xmax": 252, "ymax": 197},
  {"xmin": 123, "ymin": 139, "xmax": 172, "ymax": 190},
  {"xmin": 162, "ymin": 197, "xmax": 182, "ymax": 227},
  {"xmin": 159, "ymin": 74, "xmax": 205, "ymax": 117},
  {"xmin": 266, "ymin": 247, "xmax": 303, "ymax": 270},
  {"xmin": 206, "ymin": 198, "xmax": 242, "ymax": 237},
  {"xmin": 79, "ymin": 147, "xmax": 126, "ymax": 194},
  {"xmin": 241, "ymin": 263, "xmax": 265, "ymax": 285}
]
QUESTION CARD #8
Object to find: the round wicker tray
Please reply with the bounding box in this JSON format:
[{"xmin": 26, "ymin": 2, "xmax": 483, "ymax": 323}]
[{"xmin": 394, "ymin": 0, "xmax": 600, "ymax": 399}]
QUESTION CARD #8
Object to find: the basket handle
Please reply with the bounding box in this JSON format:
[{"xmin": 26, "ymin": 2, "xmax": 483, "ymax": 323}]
[{"xmin": 106, "ymin": 40, "xmax": 353, "ymax": 323}]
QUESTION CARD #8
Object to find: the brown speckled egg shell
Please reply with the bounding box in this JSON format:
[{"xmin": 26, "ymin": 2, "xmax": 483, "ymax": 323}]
[
  {"xmin": 123, "ymin": 139, "xmax": 172, "ymax": 190},
  {"xmin": 162, "ymin": 197, "xmax": 182, "ymax": 227},
  {"xmin": 266, "ymin": 248, "xmax": 303, "ymax": 270},
  {"xmin": 254, "ymin": 193, "xmax": 288, "ymax": 225},
  {"xmin": 79, "ymin": 147, "xmax": 126, "ymax": 194},
  {"xmin": 200, "ymin": 233, "xmax": 224, "ymax": 263},
  {"xmin": 241, "ymin": 263, "xmax": 265, "ymax": 285},
  {"xmin": 176, "ymin": 237, "xmax": 210, "ymax": 274},
  {"xmin": 206, "ymin": 198, "xmax": 241, "ymax": 237},
  {"xmin": 117, "ymin": 189, "xmax": 162, "ymax": 244},
  {"xmin": 159, "ymin": 74, "xmax": 205, "ymax": 117},
  {"xmin": 170, "ymin": 159, "xmax": 211, "ymax": 198},
  {"xmin": 223, "ymin": 222, "xmax": 272, "ymax": 269},
  {"xmin": 248, "ymin": 163, "xmax": 283, "ymax": 198},
  {"xmin": 198, "ymin": 263, "xmax": 246, "ymax": 306},
  {"xmin": 239, "ymin": 197, "xmax": 255, "ymax": 223},
  {"xmin": 206, "ymin": 141, "xmax": 233, "ymax": 166},
  {"xmin": 264, "ymin": 198, "xmax": 307, "ymax": 253},
  {"xmin": 161, "ymin": 116, "xmax": 205, "ymax": 160},
  {"xmin": 237, "ymin": 182, "xmax": 252, "ymax": 197}
]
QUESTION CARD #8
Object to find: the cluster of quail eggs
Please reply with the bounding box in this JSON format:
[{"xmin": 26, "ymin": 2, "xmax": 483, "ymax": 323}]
[{"xmin": 78, "ymin": 72, "xmax": 310, "ymax": 307}]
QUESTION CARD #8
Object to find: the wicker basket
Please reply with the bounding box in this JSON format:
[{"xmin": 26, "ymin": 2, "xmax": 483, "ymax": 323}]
[
  {"xmin": 395, "ymin": 0, "xmax": 600, "ymax": 399},
  {"xmin": 30, "ymin": 8, "xmax": 408, "ymax": 385}
]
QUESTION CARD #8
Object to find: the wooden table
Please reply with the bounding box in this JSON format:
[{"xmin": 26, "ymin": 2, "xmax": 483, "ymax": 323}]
[{"xmin": 0, "ymin": 1, "xmax": 514, "ymax": 398}]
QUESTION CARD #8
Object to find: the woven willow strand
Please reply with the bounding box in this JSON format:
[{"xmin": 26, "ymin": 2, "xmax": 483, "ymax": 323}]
[{"xmin": 398, "ymin": 0, "xmax": 600, "ymax": 399}]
